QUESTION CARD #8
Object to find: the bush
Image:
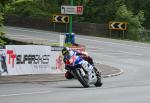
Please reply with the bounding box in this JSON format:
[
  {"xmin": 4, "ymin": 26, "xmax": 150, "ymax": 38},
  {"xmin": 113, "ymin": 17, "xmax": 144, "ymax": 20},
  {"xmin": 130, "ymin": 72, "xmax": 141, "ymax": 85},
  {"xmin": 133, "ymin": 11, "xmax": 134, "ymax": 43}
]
[
  {"xmin": 4, "ymin": 0, "xmax": 53, "ymax": 18},
  {"xmin": 115, "ymin": 5, "xmax": 145, "ymax": 41},
  {"xmin": 0, "ymin": 12, "xmax": 3, "ymax": 26}
]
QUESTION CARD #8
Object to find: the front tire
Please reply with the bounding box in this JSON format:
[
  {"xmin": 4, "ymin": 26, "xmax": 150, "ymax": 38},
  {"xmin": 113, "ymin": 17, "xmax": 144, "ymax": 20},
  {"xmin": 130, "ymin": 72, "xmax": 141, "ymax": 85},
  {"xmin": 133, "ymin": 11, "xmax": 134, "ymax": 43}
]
[{"xmin": 73, "ymin": 69, "xmax": 90, "ymax": 88}]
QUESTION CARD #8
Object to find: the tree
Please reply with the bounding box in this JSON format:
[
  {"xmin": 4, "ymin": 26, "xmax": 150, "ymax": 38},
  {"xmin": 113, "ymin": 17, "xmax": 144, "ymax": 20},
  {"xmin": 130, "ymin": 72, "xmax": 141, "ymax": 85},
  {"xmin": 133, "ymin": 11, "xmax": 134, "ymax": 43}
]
[
  {"xmin": 0, "ymin": 12, "xmax": 3, "ymax": 27},
  {"xmin": 0, "ymin": 4, "xmax": 4, "ymax": 33},
  {"xmin": 80, "ymin": 0, "xmax": 125, "ymax": 23},
  {"xmin": 0, "ymin": 12, "xmax": 6, "ymax": 45},
  {"xmin": 124, "ymin": 0, "xmax": 150, "ymax": 29},
  {"xmin": 0, "ymin": 0, "xmax": 12, "ymax": 27},
  {"xmin": 0, "ymin": 0, "xmax": 11, "ymax": 45},
  {"xmin": 115, "ymin": 5, "xmax": 145, "ymax": 40}
]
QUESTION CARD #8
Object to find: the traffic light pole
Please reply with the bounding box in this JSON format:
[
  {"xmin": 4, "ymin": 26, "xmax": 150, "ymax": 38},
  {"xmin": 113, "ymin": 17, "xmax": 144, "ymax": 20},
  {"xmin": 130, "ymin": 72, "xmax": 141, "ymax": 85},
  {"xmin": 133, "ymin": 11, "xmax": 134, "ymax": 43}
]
[{"xmin": 66, "ymin": 0, "xmax": 74, "ymax": 45}]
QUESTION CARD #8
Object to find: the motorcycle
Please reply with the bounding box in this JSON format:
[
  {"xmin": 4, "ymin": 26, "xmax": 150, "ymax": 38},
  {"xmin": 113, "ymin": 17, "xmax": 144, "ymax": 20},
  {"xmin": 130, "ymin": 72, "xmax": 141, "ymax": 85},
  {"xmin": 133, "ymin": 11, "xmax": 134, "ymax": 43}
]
[{"xmin": 64, "ymin": 54, "xmax": 102, "ymax": 88}]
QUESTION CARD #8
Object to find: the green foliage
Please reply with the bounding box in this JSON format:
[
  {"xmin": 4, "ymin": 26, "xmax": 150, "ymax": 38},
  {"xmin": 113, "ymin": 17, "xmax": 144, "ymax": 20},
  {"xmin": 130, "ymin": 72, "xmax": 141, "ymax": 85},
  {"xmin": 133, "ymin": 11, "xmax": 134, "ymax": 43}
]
[
  {"xmin": 0, "ymin": 37, "xmax": 7, "ymax": 45},
  {"xmin": 115, "ymin": 5, "xmax": 145, "ymax": 41},
  {"xmin": 3, "ymin": 0, "xmax": 150, "ymax": 30},
  {"xmin": 0, "ymin": 3, "xmax": 2, "ymax": 12},
  {"xmin": 80, "ymin": 0, "xmax": 124, "ymax": 23},
  {"xmin": 4, "ymin": 0, "xmax": 59, "ymax": 18},
  {"xmin": 0, "ymin": 2, "xmax": 6, "ymax": 45},
  {"xmin": 0, "ymin": 1, "xmax": 9, "ymax": 45},
  {"xmin": 0, "ymin": 14, "xmax": 7, "ymax": 45},
  {"xmin": 124, "ymin": 0, "xmax": 150, "ymax": 29},
  {"xmin": 1, "ymin": 0, "xmax": 150, "ymax": 42},
  {"xmin": 0, "ymin": 12, "xmax": 4, "ymax": 35},
  {"xmin": 0, "ymin": 0, "xmax": 12, "ymax": 6},
  {"xmin": 0, "ymin": 27, "xmax": 7, "ymax": 45},
  {"xmin": 0, "ymin": 12, "xmax": 3, "ymax": 26}
]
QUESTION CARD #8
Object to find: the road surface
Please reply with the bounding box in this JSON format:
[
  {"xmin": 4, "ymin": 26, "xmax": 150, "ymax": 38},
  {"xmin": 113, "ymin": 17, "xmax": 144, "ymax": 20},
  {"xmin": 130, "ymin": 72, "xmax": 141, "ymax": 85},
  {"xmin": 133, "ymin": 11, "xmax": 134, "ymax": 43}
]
[{"xmin": 0, "ymin": 26, "xmax": 150, "ymax": 103}]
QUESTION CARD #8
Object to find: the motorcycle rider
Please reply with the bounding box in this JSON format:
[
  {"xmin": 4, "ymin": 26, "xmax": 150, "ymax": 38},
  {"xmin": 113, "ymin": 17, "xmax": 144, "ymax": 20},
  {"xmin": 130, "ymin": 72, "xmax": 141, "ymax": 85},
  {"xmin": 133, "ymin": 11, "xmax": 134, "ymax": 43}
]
[{"xmin": 62, "ymin": 47, "xmax": 100, "ymax": 79}]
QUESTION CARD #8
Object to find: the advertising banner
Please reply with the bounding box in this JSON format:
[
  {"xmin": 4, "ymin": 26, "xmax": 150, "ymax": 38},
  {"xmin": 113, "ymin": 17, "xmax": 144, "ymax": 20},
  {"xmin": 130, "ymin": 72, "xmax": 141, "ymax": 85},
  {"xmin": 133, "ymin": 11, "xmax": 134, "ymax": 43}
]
[
  {"xmin": 0, "ymin": 49, "xmax": 7, "ymax": 75},
  {"xmin": 5, "ymin": 45, "xmax": 52, "ymax": 75},
  {"xmin": 1, "ymin": 45, "xmax": 86, "ymax": 76},
  {"xmin": 51, "ymin": 46, "xmax": 65, "ymax": 73}
]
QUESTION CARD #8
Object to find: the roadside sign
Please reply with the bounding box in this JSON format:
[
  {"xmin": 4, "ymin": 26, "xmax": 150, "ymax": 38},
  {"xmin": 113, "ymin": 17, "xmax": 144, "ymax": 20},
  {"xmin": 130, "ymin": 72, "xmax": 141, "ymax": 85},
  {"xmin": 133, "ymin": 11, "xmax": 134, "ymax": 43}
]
[
  {"xmin": 61, "ymin": 5, "xmax": 83, "ymax": 15},
  {"xmin": 109, "ymin": 22, "xmax": 127, "ymax": 30},
  {"xmin": 76, "ymin": 6, "xmax": 83, "ymax": 14},
  {"xmin": 52, "ymin": 15, "xmax": 69, "ymax": 23}
]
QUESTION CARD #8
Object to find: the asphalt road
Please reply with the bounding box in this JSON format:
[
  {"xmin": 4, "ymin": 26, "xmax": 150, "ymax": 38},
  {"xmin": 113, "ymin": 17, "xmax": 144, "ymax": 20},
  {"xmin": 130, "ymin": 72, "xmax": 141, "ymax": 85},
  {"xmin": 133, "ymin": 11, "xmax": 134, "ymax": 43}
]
[{"xmin": 0, "ymin": 26, "xmax": 150, "ymax": 103}]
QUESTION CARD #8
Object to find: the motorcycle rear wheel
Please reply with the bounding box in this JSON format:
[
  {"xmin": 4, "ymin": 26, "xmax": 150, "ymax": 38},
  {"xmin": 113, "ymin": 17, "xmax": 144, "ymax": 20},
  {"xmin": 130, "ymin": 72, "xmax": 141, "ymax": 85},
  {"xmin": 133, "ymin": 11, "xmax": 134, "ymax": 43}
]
[{"xmin": 94, "ymin": 72, "xmax": 103, "ymax": 87}]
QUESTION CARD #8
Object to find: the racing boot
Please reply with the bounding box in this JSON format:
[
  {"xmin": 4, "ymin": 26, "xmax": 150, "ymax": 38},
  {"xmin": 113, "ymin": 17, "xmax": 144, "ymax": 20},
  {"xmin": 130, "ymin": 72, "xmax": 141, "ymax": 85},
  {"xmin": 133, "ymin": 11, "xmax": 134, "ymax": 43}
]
[
  {"xmin": 92, "ymin": 65, "xmax": 103, "ymax": 87},
  {"xmin": 65, "ymin": 71, "xmax": 74, "ymax": 79},
  {"xmin": 92, "ymin": 64, "xmax": 101, "ymax": 77}
]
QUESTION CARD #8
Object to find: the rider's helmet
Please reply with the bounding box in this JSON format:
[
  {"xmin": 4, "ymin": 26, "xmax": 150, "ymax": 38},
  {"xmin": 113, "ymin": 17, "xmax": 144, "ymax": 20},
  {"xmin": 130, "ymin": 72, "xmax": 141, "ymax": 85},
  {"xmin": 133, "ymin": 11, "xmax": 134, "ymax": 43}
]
[{"xmin": 62, "ymin": 47, "xmax": 70, "ymax": 56}]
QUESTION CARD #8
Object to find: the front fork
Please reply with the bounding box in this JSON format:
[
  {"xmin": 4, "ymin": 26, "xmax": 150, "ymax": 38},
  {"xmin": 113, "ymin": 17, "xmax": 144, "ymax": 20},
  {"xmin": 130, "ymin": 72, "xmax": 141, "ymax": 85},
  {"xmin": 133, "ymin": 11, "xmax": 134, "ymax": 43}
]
[
  {"xmin": 81, "ymin": 61, "xmax": 98, "ymax": 83},
  {"xmin": 80, "ymin": 68, "xmax": 86, "ymax": 76}
]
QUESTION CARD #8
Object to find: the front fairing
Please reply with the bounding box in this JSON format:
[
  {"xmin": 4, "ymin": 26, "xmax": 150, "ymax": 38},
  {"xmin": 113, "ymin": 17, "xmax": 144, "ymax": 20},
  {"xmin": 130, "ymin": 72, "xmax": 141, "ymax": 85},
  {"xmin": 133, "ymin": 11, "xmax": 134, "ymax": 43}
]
[{"xmin": 65, "ymin": 55, "xmax": 83, "ymax": 70}]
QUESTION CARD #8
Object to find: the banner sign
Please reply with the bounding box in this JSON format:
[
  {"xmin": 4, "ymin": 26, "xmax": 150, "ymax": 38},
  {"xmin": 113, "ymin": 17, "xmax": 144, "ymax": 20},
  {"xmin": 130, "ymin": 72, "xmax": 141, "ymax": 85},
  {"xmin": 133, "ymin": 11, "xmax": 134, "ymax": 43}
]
[
  {"xmin": 3, "ymin": 45, "xmax": 52, "ymax": 75},
  {"xmin": 50, "ymin": 46, "xmax": 65, "ymax": 73},
  {"xmin": 0, "ymin": 45, "xmax": 86, "ymax": 76},
  {"xmin": 0, "ymin": 49, "xmax": 7, "ymax": 75}
]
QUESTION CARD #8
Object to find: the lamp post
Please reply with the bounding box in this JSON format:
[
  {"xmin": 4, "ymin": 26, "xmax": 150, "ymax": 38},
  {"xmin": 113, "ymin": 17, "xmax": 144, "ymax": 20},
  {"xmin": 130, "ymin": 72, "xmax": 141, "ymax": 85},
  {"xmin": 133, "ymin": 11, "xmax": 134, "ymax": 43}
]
[{"xmin": 69, "ymin": 0, "xmax": 73, "ymax": 34}]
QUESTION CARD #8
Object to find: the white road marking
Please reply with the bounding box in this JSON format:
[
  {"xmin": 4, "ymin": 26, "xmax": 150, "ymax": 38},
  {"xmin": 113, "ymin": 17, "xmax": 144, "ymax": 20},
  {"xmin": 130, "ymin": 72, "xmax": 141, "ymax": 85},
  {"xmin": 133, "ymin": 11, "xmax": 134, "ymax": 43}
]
[{"xmin": 0, "ymin": 91, "xmax": 52, "ymax": 97}]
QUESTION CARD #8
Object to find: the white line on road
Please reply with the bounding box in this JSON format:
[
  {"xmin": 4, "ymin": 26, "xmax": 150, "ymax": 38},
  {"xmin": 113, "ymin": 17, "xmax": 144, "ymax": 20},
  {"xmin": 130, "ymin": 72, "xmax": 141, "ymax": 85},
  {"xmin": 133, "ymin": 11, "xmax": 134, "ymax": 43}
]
[{"xmin": 0, "ymin": 91, "xmax": 52, "ymax": 97}]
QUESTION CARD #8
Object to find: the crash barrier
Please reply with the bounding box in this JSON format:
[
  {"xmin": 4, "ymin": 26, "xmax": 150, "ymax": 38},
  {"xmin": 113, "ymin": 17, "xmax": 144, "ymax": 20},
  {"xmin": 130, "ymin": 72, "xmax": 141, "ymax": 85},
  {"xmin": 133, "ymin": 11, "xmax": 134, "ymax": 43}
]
[{"xmin": 0, "ymin": 45, "xmax": 85, "ymax": 76}]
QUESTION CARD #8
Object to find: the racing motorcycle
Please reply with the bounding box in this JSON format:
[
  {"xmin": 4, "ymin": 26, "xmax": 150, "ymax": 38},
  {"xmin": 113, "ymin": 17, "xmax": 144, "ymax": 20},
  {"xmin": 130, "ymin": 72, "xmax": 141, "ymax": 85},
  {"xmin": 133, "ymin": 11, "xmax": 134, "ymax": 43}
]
[{"xmin": 64, "ymin": 54, "xmax": 102, "ymax": 88}]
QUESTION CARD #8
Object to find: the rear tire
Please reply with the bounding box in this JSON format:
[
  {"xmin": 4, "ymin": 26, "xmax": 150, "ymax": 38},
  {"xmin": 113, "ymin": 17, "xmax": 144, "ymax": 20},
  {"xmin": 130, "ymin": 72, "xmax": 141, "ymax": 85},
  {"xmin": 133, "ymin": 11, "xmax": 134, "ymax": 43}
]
[
  {"xmin": 73, "ymin": 69, "xmax": 90, "ymax": 88},
  {"xmin": 94, "ymin": 72, "xmax": 103, "ymax": 87}
]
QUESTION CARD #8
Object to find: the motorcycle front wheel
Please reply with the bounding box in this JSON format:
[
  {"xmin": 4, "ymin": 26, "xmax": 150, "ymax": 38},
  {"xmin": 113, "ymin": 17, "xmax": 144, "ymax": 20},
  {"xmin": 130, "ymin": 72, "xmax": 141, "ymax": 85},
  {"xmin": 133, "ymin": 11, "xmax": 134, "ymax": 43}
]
[{"xmin": 73, "ymin": 69, "xmax": 90, "ymax": 88}]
